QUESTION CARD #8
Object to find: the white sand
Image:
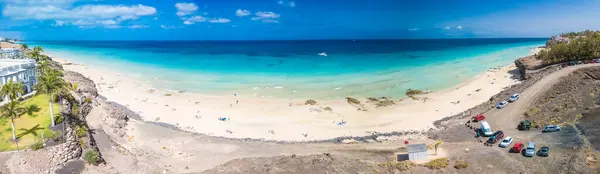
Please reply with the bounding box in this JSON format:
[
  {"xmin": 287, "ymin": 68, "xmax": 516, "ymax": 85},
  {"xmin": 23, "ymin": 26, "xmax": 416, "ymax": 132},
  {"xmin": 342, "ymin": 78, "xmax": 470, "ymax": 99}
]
[{"xmin": 53, "ymin": 56, "xmax": 522, "ymax": 141}]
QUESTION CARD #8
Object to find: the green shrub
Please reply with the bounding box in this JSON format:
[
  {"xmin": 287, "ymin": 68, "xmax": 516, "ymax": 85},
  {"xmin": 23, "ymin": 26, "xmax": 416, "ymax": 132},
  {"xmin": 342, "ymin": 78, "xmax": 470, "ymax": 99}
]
[
  {"xmin": 454, "ymin": 160, "xmax": 469, "ymax": 169},
  {"xmin": 84, "ymin": 98, "xmax": 92, "ymax": 103},
  {"xmin": 322, "ymin": 106, "xmax": 333, "ymax": 112},
  {"xmin": 164, "ymin": 93, "xmax": 172, "ymax": 96},
  {"xmin": 79, "ymin": 139, "xmax": 87, "ymax": 149},
  {"xmin": 83, "ymin": 150, "xmax": 100, "ymax": 165},
  {"xmin": 30, "ymin": 141, "xmax": 43, "ymax": 150},
  {"xmin": 76, "ymin": 126, "xmax": 88, "ymax": 137},
  {"xmin": 378, "ymin": 161, "xmax": 416, "ymax": 171},
  {"xmin": 71, "ymin": 104, "xmax": 79, "ymax": 116},
  {"xmin": 424, "ymin": 158, "xmax": 449, "ymax": 170},
  {"xmin": 72, "ymin": 82, "xmax": 78, "ymax": 91},
  {"xmin": 54, "ymin": 114, "xmax": 63, "ymax": 124},
  {"xmin": 305, "ymin": 99, "xmax": 317, "ymax": 105}
]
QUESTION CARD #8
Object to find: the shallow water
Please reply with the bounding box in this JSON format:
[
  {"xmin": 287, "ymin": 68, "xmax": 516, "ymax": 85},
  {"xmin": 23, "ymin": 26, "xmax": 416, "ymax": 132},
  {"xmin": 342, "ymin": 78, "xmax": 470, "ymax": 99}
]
[{"xmin": 27, "ymin": 39, "xmax": 545, "ymax": 99}]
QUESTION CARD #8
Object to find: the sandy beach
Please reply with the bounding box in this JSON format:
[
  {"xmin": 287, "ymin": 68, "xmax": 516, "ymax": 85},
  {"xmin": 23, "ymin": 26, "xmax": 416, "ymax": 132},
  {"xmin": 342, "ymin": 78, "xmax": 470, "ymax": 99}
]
[{"xmin": 50, "ymin": 53, "xmax": 529, "ymax": 141}]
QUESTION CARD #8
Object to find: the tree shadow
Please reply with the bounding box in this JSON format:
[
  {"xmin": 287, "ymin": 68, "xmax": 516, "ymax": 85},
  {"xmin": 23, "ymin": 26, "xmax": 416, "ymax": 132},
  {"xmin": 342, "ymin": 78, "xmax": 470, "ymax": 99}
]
[
  {"xmin": 17, "ymin": 124, "xmax": 44, "ymax": 139},
  {"xmin": 26, "ymin": 104, "xmax": 41, "ymax": 118}
]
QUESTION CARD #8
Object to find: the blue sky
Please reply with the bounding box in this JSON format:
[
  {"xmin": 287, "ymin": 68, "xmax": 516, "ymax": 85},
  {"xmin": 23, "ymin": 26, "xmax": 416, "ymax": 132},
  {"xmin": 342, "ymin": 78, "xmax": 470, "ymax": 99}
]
[{"xmin": 1, "ymin": 0, "xmax": 600, "ymax": 40}]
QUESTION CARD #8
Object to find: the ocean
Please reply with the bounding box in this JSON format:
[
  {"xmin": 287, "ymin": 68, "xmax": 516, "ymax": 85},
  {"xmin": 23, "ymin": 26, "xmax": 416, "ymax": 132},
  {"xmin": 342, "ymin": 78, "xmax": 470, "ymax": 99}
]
[{"xmin": 27, "ymin": 39, "xmax": 545, "ymax": 99}]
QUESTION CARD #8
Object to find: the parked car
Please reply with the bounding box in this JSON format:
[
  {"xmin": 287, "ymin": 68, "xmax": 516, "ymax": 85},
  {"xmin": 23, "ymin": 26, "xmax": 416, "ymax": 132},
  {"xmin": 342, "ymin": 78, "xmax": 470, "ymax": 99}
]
[
  {"xmin": 543, "ymin": 125, "xmax": 561, "ymax": 132},
  {"xmin": 595, "ymin": 58, "xmax": 600, "ymax": 63},
  {"xmin": 524, "ymin": 142, "xmax": 536, "ymax": 157},
  {"xmin": 480, "ymin": 121, "xmax": 493, "ymax": 137},
  {"xmin": 497, "ymin": 101, "xmax": 508, "ymax": 109},
  {"xmin": 486, "ymin": 131, "xmax": 505, "ymax": 145},
  {"xmin": 510, "ymin": 142, "xmax": 524, "ymax": 153},
  {"xmin": 518, "ymin": 120, "xmax": 532, "ymax": 130},
  {"xmin": 585, "ymin": 60, "xmax": 592, "ymax": 64},
  {"xmin": 577, "ymin": 60, "xmax": 584, "ymax": 64},
  {"xmin": 561, "ymin": 63, "xmax": 569, "ymax": 67},
  {"xmin": 472, "ymin": 114, "xmax": 485, "ymax": 122},
  {"xmin": 568, "ymin": 61, "xmax": 577, "ymax": 66},
  {"xmin": 538, "ymin": 147, "xmax": 550, "ymax": 157},
  {"xmin": 499, "ymin": 137, "xmax": 513, "ymax": 148},
  {"xmin": 508, "ymin": 93, "xmax": 520, "ymax": 102}
]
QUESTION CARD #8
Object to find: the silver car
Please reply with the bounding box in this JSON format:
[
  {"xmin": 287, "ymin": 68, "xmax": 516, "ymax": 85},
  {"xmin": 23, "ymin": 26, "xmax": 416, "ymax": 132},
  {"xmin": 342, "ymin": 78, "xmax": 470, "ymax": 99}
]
[{"xmin": 524, "ymin": 142, "xmax": 536, "ymax": 157}]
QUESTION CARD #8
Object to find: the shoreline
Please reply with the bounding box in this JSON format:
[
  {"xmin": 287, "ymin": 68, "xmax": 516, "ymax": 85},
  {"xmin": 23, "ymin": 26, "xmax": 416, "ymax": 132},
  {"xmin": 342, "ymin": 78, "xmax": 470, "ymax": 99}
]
[{"xmin": 48, "ymin": 48, "xmax": 536, "ymax": 141}]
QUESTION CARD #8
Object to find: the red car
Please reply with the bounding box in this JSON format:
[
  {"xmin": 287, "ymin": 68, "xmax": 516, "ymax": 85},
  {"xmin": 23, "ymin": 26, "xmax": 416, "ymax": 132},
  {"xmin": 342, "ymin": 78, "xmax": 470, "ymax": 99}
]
[
  {"xmin": 585, "ymin": 60, "xmax": 592, "ymax": 64},
  {"xmin": 472, "ymin": 114, "xmax": 485, "ymax": 122},
  {"xmin": 510, "ymin": 142, "xmax": 524, "ymax": 153}
]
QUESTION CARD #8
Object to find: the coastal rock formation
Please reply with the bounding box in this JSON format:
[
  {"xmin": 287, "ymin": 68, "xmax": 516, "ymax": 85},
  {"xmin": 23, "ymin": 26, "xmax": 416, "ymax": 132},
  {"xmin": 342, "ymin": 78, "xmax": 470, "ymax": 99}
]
[
  {"xmin": 47, "ymin": 126, "xmax": 82, "ymax": 169},
  {"xmin": 64, "ymin": 71, "xmax": 98, "ymax": 98},
  {"xmin": 102, "ymin": 102, "xmax": 131, "ymax": 137}
]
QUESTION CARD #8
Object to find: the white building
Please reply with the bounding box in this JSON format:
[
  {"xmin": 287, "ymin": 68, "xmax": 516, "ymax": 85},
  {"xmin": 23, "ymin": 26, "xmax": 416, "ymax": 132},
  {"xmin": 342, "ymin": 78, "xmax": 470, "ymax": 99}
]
[
  {"xmin": 407, "ymin": 143, "xmax": 428, "ymax": 161},
  {"xmin": 0, "ymin": 59, "xmax": 36, "ymax": 102},
  {"xmin": 0, "ymin": 48, "xmax": 22, "ymax": 59}
]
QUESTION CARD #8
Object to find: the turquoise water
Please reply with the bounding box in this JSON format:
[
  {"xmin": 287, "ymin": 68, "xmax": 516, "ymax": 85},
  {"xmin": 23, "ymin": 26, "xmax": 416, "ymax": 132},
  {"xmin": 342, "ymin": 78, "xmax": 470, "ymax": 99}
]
[{"xmin": 27, "ymin": 39, "xmax": 545, "ymax": 99}]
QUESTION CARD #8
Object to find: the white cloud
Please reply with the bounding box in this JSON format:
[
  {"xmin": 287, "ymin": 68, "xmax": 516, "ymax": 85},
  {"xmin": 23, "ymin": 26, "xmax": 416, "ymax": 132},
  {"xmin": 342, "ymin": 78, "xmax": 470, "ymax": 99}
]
[
  {"xmin": 444, "ymin": 26, "xmax": 450, "ymax": 30},
  {"xmin": 3, "ymin": 3, "xmax": 156, "ymax": 29},
  {"xmin": 236, "ymin": 9, "xmax": 250, "ymax": 17},
  {"xmin": 160, "ymin": 24, "xmax": 177, "ymax": 29},
  {"xmin": 209, "ymin": 18, "xmax": 231, "ymax": 23},
  {"xmin": 3, "ymin": 4, "xmax": 156, "ymax": 21},
  {"xmin": 408, "ymin": 28, "xmax": 419, "ymax": 31},
  {"xmin": 175, "ymin": 2, "xmax": 198, "ymax": 17},
  {"xmin": 129, "ymin": 25, "xmax": 149, "ymax": 29},
  {"xmin": 277, "ymin": 0, "xmax": 295, "ymax": 7},
  {"xmin": 182, "ymin": 15, "xmax": 207, "ymax": 24},
  {"xmin": 52, "ymin": 20, "xmax": 66, "ymax": 27},
  {"xmin": 252, "ymin": 11, "xmax": 280, "ymax": 23},
  {"xmin": 456, "ymin": 26, "xmax": 463, "ymax": 29}
]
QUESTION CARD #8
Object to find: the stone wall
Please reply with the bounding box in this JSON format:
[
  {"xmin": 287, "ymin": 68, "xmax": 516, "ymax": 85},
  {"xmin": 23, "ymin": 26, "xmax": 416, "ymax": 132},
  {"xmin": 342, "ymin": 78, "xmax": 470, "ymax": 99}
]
[{"xmin": 46, "ymin": 126, "xmax": 81, "ymax": 170}]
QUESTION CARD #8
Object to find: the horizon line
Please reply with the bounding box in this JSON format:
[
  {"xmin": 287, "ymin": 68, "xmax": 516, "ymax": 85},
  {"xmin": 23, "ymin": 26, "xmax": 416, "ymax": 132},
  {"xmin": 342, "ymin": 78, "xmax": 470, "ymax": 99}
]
[{"xmin": 24, "ymin": 37, "xmax": 548, "ymax": 42}]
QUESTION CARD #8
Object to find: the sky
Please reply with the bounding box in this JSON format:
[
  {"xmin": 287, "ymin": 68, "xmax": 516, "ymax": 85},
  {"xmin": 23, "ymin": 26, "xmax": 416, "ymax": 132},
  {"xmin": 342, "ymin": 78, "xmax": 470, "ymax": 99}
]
[{"xmin": 1, "ymin": 0, "xmax": 600, "ymax": 40}]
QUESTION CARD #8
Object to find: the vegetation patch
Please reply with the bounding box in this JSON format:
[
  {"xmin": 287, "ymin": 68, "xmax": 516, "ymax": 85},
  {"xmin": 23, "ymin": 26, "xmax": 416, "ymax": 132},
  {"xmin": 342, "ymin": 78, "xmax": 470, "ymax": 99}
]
[
  {"xmin": 321, "ymin": 106, "xmax": 333, "ymax": 112},
  {"xmin": 377, "ymin": 161, "xmax": 416, "ymax": 171},
  {"xmin": 454, "ymin": 160, "xmax": 469, "ymax": 169},
  {"xmin": 83, "ymin": 150, "xmax": 101, "ymax": 165},
  {"xmin": 525, "ymin": 107, "xmax": 540, "ymax": 117},
  {"xmin": 75, "ymin": 125, "xmax": 88, "ymax": 137},
  {"xmin": 424, "ymin": 158, "xmax": 449, "ymax": 170},
  {"xmin": 346, "ymin": 97, "xmax": 361, "ymax": 105},
  {"xmin": 0, "ymin": 95, "xmax": 60, "ymax": 151},
  {"xmin": 30, "ymin": 141, "xmax": 43, "ymax": 151},
  {"xmin": 305, "ymin": 99, "xmax": 317, "ymax": 105},
  {"xmin": 164, "ymin": 93, "xmax": 172, "ymax": 96}
]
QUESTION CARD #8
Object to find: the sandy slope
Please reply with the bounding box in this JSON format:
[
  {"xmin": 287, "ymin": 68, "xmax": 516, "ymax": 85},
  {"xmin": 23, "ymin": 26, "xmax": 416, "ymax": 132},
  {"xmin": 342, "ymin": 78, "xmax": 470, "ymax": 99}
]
[{"xmin": 52, "ymin": 56, "xmax": 523, "ymax": 141}]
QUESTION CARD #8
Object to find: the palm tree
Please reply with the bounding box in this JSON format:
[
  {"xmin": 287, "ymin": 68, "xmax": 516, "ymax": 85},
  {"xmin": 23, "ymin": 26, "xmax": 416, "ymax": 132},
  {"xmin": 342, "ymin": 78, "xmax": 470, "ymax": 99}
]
[
  {"xmin": 1, "ymin": 101, "xmax": 25, "ymax": 141},
  {"xmin": 33, "ymin": 46, "xmax": 43, "ymax": 53},
  {"xmin": 20, "ymin": 44, "xmax": 29, "ymax": 59},
  {"xmin": 37, "ymin": 60, "xmax": 54, "ymax": 76},
  {"xmin": 34, "ymin": 72, "xmax": 67, "ymax": 126},
  {"xmin": 0, "ymin": 80, "xmax": 24, "ymax": 102}
]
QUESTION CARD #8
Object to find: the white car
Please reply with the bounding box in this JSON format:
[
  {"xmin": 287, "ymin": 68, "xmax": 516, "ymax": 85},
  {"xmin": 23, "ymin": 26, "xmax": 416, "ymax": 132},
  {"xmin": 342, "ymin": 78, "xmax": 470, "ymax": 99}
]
[
  {"xmin": 499, "ymin": 137, "xmax": 513, "ymax": 147},
  {"xmin": 508, "ymin": 93, "xmax": 520, "ymax": 102}
]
